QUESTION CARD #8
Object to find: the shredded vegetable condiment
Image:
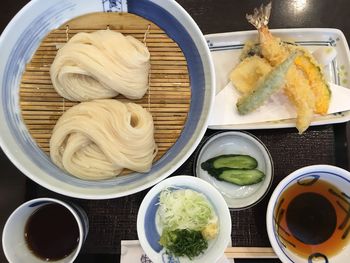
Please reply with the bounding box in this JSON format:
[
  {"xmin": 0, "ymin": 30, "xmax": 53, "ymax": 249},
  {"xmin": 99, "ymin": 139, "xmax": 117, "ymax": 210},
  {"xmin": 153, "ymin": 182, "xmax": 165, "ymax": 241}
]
[
  {"xmin": 159, "ymin": 229, "xmax": 208, "ymax": 260},
  {"xmin": 158, "ymin": 188, "xmax": 218, "ymax": 259}
]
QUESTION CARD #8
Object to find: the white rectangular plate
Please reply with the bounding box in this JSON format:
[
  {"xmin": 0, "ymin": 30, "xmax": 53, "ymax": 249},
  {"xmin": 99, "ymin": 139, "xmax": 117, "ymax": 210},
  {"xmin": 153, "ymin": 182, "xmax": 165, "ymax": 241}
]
[{"xmin": 205, "ymin": 28, "xmax": 350, "ymax": 130}]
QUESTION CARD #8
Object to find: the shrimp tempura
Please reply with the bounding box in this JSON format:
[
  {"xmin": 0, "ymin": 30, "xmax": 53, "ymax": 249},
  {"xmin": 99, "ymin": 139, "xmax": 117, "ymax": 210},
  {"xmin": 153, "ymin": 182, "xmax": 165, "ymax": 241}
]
[{"xmin": 246, "ymin": 2, "xmax": 316, "ymax": 133}]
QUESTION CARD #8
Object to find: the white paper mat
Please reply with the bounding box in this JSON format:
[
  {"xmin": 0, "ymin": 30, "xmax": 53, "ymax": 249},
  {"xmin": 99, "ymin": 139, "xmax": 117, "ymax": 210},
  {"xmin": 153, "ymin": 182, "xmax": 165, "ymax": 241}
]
[
  {"xmin": 209, "ymin": 81, "xmax": 350, "ymax": 126},
  {"xmin": 120, "ymin": 240, "xmax": 235, "ymax": 263}
]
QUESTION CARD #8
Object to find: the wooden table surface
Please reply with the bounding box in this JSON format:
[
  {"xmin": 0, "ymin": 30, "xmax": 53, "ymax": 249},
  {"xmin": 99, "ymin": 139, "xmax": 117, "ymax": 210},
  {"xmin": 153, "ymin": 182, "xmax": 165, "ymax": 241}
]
[{"xmin": 1, "ymin": 1, "xmax": 350, "ymax": 262}]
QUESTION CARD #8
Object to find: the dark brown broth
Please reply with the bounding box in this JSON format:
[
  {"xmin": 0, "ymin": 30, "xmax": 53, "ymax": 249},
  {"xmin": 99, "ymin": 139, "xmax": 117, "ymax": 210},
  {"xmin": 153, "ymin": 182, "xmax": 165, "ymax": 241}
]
[
  {"xmin": 25, "ymin": 203, "xmax": 80, "ymax": 261},
  {"xmin": 275, "ymin": 178, "xmax": 350, "ymax": 259}
]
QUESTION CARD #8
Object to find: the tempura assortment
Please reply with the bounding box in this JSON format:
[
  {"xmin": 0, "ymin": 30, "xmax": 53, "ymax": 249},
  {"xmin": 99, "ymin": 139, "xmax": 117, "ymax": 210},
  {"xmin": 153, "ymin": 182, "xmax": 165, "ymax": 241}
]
[{"xmin": 230, "ymin": 2, "xmax": 331, "ymax": 133}]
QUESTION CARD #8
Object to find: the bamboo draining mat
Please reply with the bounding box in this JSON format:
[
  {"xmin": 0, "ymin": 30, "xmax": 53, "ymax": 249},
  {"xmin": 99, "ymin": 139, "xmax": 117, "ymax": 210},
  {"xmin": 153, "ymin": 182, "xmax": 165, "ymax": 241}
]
[{"xmin": 20, "ymin": 13, "xmax": 190, "ymax": 163}]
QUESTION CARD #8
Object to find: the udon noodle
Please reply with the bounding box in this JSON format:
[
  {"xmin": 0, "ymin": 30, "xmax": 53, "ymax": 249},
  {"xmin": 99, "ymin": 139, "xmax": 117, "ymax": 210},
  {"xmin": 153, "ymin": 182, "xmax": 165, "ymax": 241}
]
[
  {"xmin": 50, "ymin": 99, "xmax": 157, "ymax": 180},
  {"xmin": 50, "ymin": 30, "xmax": 150, "ymax": 101}
]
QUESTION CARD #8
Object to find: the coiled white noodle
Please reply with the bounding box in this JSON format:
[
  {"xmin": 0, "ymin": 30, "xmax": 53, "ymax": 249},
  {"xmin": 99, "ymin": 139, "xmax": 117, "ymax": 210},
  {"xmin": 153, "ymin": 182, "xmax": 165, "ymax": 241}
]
[
  {"xmin": 50, "ymin": 30, "xmax": 150, "ymax": 101},
  {"xmin": 50, "ymin": 100, "xmax": 157, "ymax": 180}
]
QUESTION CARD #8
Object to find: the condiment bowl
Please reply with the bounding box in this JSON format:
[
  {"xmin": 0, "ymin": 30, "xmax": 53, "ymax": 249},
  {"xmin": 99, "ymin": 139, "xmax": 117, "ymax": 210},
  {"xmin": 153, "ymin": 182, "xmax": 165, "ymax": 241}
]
[
  {"xmin": 266, "ymin": 165, "xmax": 350, "ymax": 263},
  {"xmin": 2, "ymin": 198, "xmax": 88, "ymax": 263},
  {"xmin": 194, "ymin": 131, "xmax": 274, "ymax": 210},
  {"xmin": 137, "ymin": 175, "xmax": 232, "ymax": 263},
  {"xmin": 0, "ymin": 0, "xmax": 215, "ymax": 199}
]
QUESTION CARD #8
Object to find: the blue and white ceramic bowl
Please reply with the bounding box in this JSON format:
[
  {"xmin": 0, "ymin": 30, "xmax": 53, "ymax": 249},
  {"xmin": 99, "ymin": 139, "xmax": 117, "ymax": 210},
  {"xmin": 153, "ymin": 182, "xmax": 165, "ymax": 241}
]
[
  {"xmin": 266, "ymin": 165, "xmax": 350, "ymax": 263},
  {"xmin": 2, "ymin": 198, "xmax": 88, "ymax": 263},
  {"xmin": 137, "ymin": 175, "xmax": 232, "ymax": 263},
  {"xmin": 0, "ymin": 0, "xmax": 215, "ymax": 199}
]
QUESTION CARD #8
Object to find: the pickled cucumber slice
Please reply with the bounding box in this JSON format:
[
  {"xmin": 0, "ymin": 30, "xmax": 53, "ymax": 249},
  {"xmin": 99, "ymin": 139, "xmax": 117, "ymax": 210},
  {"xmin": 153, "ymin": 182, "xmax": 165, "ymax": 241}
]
[
  {"xmin": 201, "ymin": 154, "xmax": 257, "ymax": 171},
  {"xmin": 217, "ymin": 169, "xmax": 265, "ymax": 186}
]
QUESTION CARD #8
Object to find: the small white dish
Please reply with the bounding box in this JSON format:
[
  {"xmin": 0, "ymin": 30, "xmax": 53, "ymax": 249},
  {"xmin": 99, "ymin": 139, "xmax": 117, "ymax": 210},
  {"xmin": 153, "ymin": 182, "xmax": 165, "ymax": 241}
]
[
  {"xmin": 194, "ymin": 131, "xmax": 273, "ymax": 210},
  {"xmin": 136, "ymin": 175, "xmax": 232, "ymax": 263}
]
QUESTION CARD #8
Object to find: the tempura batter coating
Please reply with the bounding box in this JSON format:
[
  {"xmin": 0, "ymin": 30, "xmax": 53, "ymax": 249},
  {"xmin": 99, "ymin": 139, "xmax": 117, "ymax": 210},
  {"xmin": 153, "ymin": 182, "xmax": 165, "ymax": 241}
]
[{"xmin": 245, "ymin": 2, "xmax": 330, "ymax": 133}]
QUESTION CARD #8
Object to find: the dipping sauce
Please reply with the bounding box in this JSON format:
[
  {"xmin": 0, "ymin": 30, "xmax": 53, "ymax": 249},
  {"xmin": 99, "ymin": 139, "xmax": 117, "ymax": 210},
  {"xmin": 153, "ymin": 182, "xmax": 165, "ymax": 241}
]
[
  {"xmin": 274, "ymin": 177, "xmax": 350, "ymax": 260},
  {"xmin": 24, "ymin": 203, "xmax": 80, "ymax": 261}
]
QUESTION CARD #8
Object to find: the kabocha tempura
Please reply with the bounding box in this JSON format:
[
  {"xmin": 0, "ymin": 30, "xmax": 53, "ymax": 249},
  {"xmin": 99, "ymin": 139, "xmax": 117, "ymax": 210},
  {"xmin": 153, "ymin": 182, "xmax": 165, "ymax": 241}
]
[{"xmin": 231, "ymin": 2, "xmax": 331, "ymax": 133}]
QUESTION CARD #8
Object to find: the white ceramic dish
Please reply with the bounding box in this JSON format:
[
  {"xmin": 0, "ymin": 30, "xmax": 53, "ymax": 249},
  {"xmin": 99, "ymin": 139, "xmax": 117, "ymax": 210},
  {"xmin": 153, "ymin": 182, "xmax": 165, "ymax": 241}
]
[
  {"xmin": 136, "ymin": 175, "xmax": 232, "ymax": 263},
  {"xmin": 0, "ymin": 0, "xmax": 215, "ymax": 199},
  {"xmin": 194, "ymin": 131, "xmax": 273, "ymax": 210},
  {"xmin": 266, "ymin": 165, "xmax": 350, "ymax": 263},
  {"xmin": 206, "ymin": 28, "xmax": 350, "ymax": 130}
]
